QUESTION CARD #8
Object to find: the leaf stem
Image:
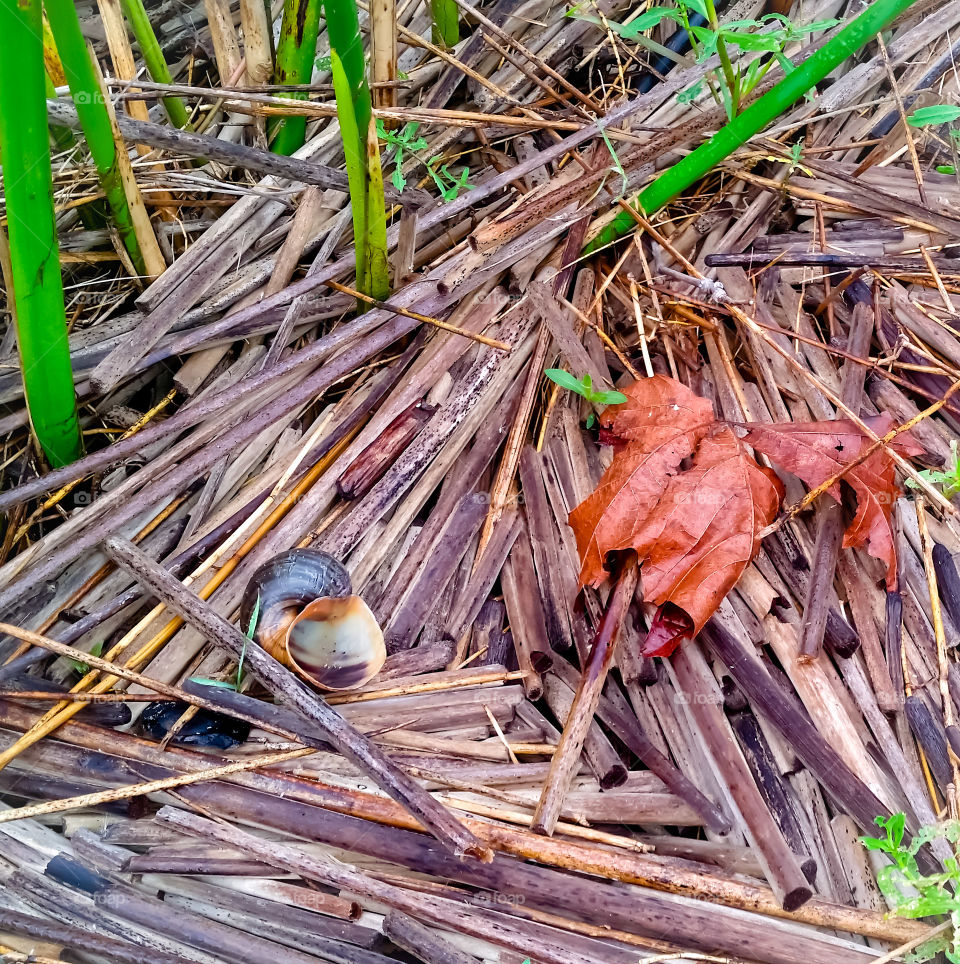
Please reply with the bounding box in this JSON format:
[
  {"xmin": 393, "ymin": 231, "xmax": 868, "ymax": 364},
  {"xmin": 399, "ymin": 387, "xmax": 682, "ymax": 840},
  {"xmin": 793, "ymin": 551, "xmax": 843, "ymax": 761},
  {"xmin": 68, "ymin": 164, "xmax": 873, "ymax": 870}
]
[{"xmin": 45, "ymin": 0, "xmax": 147, "ymax": 275}]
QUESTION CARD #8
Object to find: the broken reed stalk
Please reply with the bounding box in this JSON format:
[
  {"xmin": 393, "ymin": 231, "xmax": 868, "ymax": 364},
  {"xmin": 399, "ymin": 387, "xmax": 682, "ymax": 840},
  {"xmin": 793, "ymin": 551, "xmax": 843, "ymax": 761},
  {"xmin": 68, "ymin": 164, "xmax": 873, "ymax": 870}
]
[
  {"xmin": 118, "ymin": 0, "xmax": 190, "ymax": 126},
  {"xmin": 157, "ymin": 807, "xmax": 563, "ymax": 964},
  {"xmin": 323, "ymin": 279, "xmax": 511, "ymax": 348},
  {"xmin": 799, "ymin": 300, "xmax": 875, "ymax": 660},
  {"xmin": 0, "ymin": 746, "xmax": 313, "ymax": 825},
  {"xmin": 533, "ymin": 555, "xmax": 639, "ymax": 835},
  {"xmin": 239, "ymin": 0, "xmax": 274, "ymax": 86},
  {"xmin": 586, "ymin": 0, "xmax": 924, "ymax": 249},
  {"xmin": 44, "ymin": 0, "xmax": 147, "ymax": 275},
  {"xmin": 0, "ymin": 695, "xmax": 925, "ymax": 946},
  {"xmin": 0, "ymin": 0, "xmax": 82, "ymax": 468},
  {"xmin": 327, "ymin": 0, "xmax": 390, "ymax": 301},
  {"xmin": 369, "ymin": 0, "xmax": 397, "ymax": 118},
  {"xmin": 0, "ymin": 909, "xmax": 186, "ymax": 964},
  {"xmin": 103, "ymin": 536, "xmax": 492, "ymax": 861},
  {"xmin": 270, "ymin": 0, "xmax": 323, "ymax": 154}
]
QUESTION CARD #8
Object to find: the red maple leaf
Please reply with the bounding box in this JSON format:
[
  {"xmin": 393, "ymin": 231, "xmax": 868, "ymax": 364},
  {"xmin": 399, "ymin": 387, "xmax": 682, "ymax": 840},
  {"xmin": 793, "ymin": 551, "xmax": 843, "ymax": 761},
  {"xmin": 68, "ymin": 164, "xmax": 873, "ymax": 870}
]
[
  {"xmin": 569, "ymin": 376, "xmax": 783, "ymax": 658},
  {"xmin": 741, "ymin": 415, "xmax": 924, "ymax": 589}
]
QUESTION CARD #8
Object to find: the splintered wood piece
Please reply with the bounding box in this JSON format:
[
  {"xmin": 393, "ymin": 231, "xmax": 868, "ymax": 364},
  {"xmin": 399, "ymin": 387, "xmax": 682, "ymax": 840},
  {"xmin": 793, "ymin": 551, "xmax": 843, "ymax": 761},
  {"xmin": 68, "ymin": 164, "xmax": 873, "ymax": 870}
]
[
  {"xmin": 533, "ymin": 556, "xmax": 638, "ymax": 835},
  {"xmin": 382, "ymin": 911, "xmax": 479, "ymax": 964},
  {"xmin": 518, "ymin": 445, "xmax": 574, "ymax": 652},
  {"xmin": 799, "ymin": 300, "xmax": 875, "ymax": 661},
  {"xmin": 669, "ymin": 644, "xmax": 813, "ymax": 910},
  {"xmin": 703, "ymin": 618, "xmax": 915, "ymax": 844},
  {"xmin": 501, "ymin": 520, "xmax": 554, "ymax": 699}
]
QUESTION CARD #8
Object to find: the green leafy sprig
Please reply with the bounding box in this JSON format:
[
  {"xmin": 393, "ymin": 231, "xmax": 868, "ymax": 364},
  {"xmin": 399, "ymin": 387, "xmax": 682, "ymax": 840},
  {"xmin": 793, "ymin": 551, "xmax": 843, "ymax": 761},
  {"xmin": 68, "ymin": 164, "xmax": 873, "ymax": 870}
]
[
  {"xmin": 906, "ymin": 441, "xmax": 960, "ymax": 500},
  {"xmin": 861, "ymin": 814, "xmax": 960, "ymax": 962},
  {"xmin": 376, "ymin": 120, "xmax": 474, "ymax": 200},
  {"xmin": 545, "ymin": 369, "xmax": 627, "ymax": 428},
  {"xmin": 572, "ymin": 0, "xmax": 838, "ymax": 119}
]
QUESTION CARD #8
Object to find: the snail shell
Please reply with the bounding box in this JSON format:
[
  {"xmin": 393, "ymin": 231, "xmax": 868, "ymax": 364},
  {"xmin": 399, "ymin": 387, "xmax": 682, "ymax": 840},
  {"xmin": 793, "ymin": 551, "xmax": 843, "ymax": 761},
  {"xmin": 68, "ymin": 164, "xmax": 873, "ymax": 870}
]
[{"xmin": 240, "ymin": 548, "xmax": 385, "ymax": 691}]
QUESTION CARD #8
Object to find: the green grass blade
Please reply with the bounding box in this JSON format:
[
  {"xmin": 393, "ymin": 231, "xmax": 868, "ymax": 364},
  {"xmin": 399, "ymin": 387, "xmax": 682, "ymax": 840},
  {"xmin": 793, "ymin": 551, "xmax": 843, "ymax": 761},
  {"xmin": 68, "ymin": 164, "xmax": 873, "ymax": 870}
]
[
  {"xmin": 119, "ymin": 0, "xmax": 191, "ymax": 128},
  {"xmin": 584, "ymin": 0, "xmax": 921, "ymax": 251},
  {"xmin": 0, "ymin": 0, "xmax": 82, "ymax": 467},
  {"xmin": 326, "ymin": 0, "xmax": 372, "ymax": 141},
  {"xmin": 270, "ymin": 0, "xmax": 323, "ymax": 155},
  {"xmin": 363, "ymin": 116, "xmax": 390, "ymax": 300},
  {"xmin": 331, "ymin": 48, "xmax": 369, "ymax": 298},
  {"xmin": 44, "ymin": 0, "xmax": 147, "ymax": 275},
  {"xmin": 327, "ymin": 0, "xmax": 389, "ymax": 301},
  {"xmin": 430, "ymin": 0, "xmax": 459, "ymax": 48}
]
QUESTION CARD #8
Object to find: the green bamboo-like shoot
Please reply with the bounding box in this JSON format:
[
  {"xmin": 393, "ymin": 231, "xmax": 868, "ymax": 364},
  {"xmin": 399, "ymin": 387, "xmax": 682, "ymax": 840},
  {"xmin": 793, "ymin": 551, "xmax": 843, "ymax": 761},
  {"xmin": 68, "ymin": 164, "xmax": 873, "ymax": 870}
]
[
  {"xmin": 44, "ymin": 0, "xmax": 147, "ymax": 275},
  {"xmin": 0, "ymin": 0, "xmax": 82, "ymax": 467},
  {"xmin": 430, "ymin": 0, "xmax": 459, "ymax": 48},
  {"xmin": 119, "ymin": 0, "xmax": 191, "ymax": 128},
  {"xmin": 584, "ymin": 0, "xmax": 920, "ymax": 252},
  {"xmin": 270, "ymin": 0, "xmax": 323, "ymax": 155},
  {"xmin": 327, "ymin": 0, "xmax": 389, "ymax": 301}
]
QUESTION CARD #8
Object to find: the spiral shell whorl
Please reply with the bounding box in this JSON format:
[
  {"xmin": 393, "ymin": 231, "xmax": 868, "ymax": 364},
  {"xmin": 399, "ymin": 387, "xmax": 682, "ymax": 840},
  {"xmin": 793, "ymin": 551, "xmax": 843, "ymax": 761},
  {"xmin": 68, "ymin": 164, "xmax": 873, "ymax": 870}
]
[{"xmin": 240, "ymin": 548, "xmax": 384, "ymax": 691}]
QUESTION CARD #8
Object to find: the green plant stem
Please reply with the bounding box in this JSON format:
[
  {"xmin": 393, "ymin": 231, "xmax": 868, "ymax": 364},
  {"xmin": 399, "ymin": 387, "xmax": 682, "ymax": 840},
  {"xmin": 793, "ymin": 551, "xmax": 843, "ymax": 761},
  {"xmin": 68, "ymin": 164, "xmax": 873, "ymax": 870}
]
[
  {"xmin": 705, "ymin": 0, "xmax": 739, "ymax": 117},
  {"xmin": 0, "ymin": 0, "xmax": 82, "ymax": 467},
  {"xmin": 119, "ymin": 0, "xmax": 190, "ymax": 128},
  {"xmin": 430, "ymin": 0, "xmax": 459, "ymax": 48},
  {"xmin": 270, "ymin": 0, "xmax": 323, "ymax": 155},
  {"xmin": 327, "ymin": 0, "xmax": 389, "ymax": 301},
  {"xmin": 585, "ymin": 0, "xmax": 920, "ymax": 252},
  {"xmin": 44, "ymin": 0, "xmax": 147, "ymax": 275}
]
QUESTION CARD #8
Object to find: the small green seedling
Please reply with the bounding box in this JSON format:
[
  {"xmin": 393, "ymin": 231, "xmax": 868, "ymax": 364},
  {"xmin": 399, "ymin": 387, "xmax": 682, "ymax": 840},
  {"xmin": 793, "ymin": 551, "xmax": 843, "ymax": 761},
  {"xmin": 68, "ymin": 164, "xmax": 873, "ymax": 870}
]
[
  {"xmin": 906, "ymin": 440, "xmax": 960, "ymax": 500},
  {"xmin": 376, "ymin": 119, "xmax": 474, "ymax": 200},
  {"xmin": 189, "ymin": 593, "xmax": 261, "ymax": 692},
  {"xmin": 572, "ymin": 0, "xmax": 838, "ymax": 120},
  {"xmin": 377, "ymin": 120, "xmax": 429, "ymax": 191},
  {"xmin": 429, "ymin": 160, "xmax": 472, "ymax": 200},
  {"xmin": 907, "ymin": 104, "xmax": 960, "ymax": 175},
  {"xmin": 545, "ymin": 369, "xmax": 627, "ymax": 428},
  {"xmin": 861, "ymin": 814, "xmax": 960, "ymax": 962},
  {"xmin": 66, "ymin": 640, "xmax": 104, "ymax": 676}
]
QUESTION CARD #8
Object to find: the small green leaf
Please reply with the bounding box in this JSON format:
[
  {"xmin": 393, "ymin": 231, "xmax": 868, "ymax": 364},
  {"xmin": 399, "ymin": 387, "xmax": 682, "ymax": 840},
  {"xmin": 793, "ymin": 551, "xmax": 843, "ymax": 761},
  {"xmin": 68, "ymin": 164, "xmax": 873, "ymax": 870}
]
[
  {"xmin": 907, "ymin": 104, "xmax": 960, "ymax": 127},
  {"xmin": 682, "ymin": 0, "xmax": 708, "ymax": 19},
  {"xmin": 611, "ymin": 7, "xmax": 683, "ymax": 34},
  {"xmin": 937, "ymin": 164, "xmax": 957, "ymax": 174},
  {"xmin": 721, "ymin": 29, "xmax": 782, "ymax": 52},
  {"xmin": 594, "ymin": 390, "xmax": 628, "ymax": 405},
  {"xmin": 66, "ymin": 640, "xmax": 104, "ymax": 676},
  {"xmin": 545, "ymin": 368, "xmax": 588, "ymax": 396},
  {"xmin": 189, "ymin": 677, "xmax": 239, "ymax": 690},
  {"xmin": 677, "ymin": 79, "xmax": 705, "ymax": 104},
  {"xmin": 888, "ymin": 812, "xmax": 906, "ymax": 848}
]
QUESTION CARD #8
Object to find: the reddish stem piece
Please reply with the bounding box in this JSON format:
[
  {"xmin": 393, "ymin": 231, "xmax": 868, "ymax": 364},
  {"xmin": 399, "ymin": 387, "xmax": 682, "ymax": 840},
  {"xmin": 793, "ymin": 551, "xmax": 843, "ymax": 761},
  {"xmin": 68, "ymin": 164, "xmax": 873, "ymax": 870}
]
[{"xmin": 533, "ymin": 555, "xmax": 638, "ymax": 835}]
